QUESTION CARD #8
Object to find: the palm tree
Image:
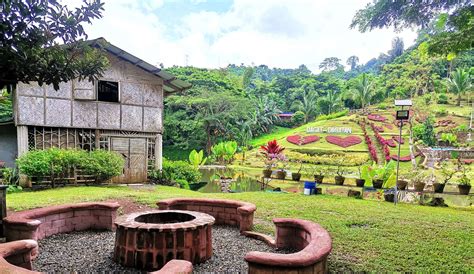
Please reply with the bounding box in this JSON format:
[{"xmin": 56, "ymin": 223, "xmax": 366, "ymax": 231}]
[
  {"xmin": 346, "ymin": 73, "xmax": 374, "ymax": 109},
  {"xmin": 253, "ymin": 97, "xmax": 281, "ymax": 133},
  {"xmin": 447, "ymin": 68, "xmax": 471, "ymax": 106},
  {"xmin": 301, "ymin": 91, "xmax": 319, "ymax": 122},
  {"xmin": 317, "ymin": 90, "xmax": 343, "ymax": 115}
]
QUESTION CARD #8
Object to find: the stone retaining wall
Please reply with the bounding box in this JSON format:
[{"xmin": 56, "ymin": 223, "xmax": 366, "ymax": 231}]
[
  {"xmin": 245, "ymin": 218, "xmax": 332, "ymax": 274},
  {"xmin": 157, "ymin": 198, "xmax": 256, "ymax": 232},
  {"xmin": 3, "ymin": 202, "xmax": 120, "ymax": 242},
  {"xmin": 0, "ymin": 240, "xmax": 39, "ymax": 273}
]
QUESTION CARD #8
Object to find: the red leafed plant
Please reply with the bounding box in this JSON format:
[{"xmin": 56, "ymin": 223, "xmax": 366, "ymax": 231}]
[
  {"xmin": 325, "ymin": 136, "xmax": 362, "ymax": 148},
  {"xmin": 385, "ymin": 138, "xmax": 396, "ymax": 147},
  {"xmin": 260, "ymin": 139, "xmax": 285, "ymax": 160},
  {"xmin": 286, "ymin": 135, "xmax": 320, "ymax": 145},
  {"xmin": 367, "ymin": 114, "xmax": 386, "ymax": 122},
  {"xmin": 391, "ymin": 152, "xmax": 420, "ymax": 162},
  {"xmin": 392, "ymin": 136, "xmax": 404, "ymax": 144}
]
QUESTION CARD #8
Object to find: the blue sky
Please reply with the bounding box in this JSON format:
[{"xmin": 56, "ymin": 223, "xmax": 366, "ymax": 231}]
[{"xmin": 68, "ymin": 0, "xmax": 418, "ymax": 72}]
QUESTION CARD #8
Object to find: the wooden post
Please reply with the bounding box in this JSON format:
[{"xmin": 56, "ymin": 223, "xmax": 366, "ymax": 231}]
[
  {"xmin": 17, "ymin": 125, "xmax": 28, "ymax": 156},
  {"xmin": 155, "ymin": 133, "xmax": 162, "ymax": 170}
]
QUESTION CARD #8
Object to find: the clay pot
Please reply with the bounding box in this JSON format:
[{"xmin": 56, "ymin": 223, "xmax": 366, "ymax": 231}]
[
  {"xmin": 396, "ymin": 180, "xmax": 408, "ymax": 190},
  {"xmin": 314, "ymin": 175, "xmax": 324, "ymax": 184},
  {"xmin": 292, "ymin": 173, "xmax": 301, "ymax": 181},
  {"xmin": 276, "ymin": 170, "xmax": 287, "ymax": 180},
  {"xmin": 458, "ymin": 184, "xmax": 471, "ymax": 195},
  {"xmin": 334, "ymin": 176, "xmax": 345, "ymax": 185},
  {"xmin": 433, "ymin": 183, "xmax": 445, "ymax": 193},
  {"xmin": 373, "ymin": 179, "xmax": 383, "ymax": 189},
  {"xmin": 414, "ymin": 182, "xmax": 426, "ymax": 192},
  {"xmin": 263, "ymin": 169, "xmax": 272, "ymax": 178},
  {"xmin": 355, "ymin": 179, "xmax": 366, "ymax": 187}
]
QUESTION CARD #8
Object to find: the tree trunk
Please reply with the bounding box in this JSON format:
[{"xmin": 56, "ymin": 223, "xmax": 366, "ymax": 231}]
[
  {"xmin": 457, "ymin": 93, "xmax": 461, "ymax": 106},
  {"xmin": 408, "ymin": 120, "xmax": 417, "ymax": 169},
  {"xmin": 205, "ymin": 124, "xmax": 212, "ymax": 154}
]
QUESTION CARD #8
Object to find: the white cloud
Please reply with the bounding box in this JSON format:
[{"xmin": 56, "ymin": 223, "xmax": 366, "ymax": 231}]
[{"xmin": 77, "ymin": 0, "xmax": 418, "ymax": 72}]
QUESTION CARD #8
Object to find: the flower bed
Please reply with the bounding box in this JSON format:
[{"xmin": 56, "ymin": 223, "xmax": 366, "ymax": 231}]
[
  {"xmin": 325, "ymin": 136, "xmax": 362, "ymax": 148},
  {"xmin": 391, "ymin": 153, "xmax": 420, "ymax": 162},
  {"xmin": 286, "ymin": 135, "xmax": 320, "ymax": 146},
  {"xmin": 384, "ymin": 124, "xmax": 394, "ymax": 130},
  {"xmin": 359, "ymin": 120, "xmax": 378, "ymax": 163},
  {"xmin": 392, "ymin": 136, "xmax": 404, "ymax": 144},
  {"xmin": 370, "ymin": 123, "xmax": 391, "ymax": 162},
  {"xmin": 367, "ymin": 114, "xmax": 386, "ymax": 122},
  {"xmin": 385, "ymin": 138, "xmax": 397, "ymax": 147}
]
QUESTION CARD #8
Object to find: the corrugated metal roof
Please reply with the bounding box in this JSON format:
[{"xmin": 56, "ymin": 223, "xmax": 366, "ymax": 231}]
[{"xmin": 86, "ymin": 38, "xmax": 192, "ymax": 93}]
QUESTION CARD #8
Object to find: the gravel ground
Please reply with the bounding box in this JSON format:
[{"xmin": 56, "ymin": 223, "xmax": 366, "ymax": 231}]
[{"xmin": 33, "ymin": 226, "xmax": 288, "ymax": 273}]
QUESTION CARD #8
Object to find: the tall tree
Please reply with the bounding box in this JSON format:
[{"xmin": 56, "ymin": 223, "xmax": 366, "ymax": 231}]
[
  {"xmin": 350, "ymin": 0, "xmax": 473, "ymax": 55},
  {"xmin": 319, "ymin": 57, "xmax": 342, "ymax": 72},
  {"xmin": 447, "ymin": 68, "xmax": 472, "ymax": 106},
  {"xmin": 388, "ymin": 37, "xmax": 404, "ymax": 60},
  {"xmin": 301, "ymin": 91, "xmax": 319, "ymax": 122},
  {"xmin": 0, "ymin": 0, "xmax": 108, "ymax": 90},
  {"xmin": 346, "ymin": 56, "xmax": 360, "ymax": 70},
  {"xmin": 346, "ymin": 73, "xmax": 375, "ymax": 109}
]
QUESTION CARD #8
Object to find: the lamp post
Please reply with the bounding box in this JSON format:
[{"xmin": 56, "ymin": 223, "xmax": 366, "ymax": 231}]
[{"xmin": 394, "ymin": 99, "xmax": 412, "ymax": 205}]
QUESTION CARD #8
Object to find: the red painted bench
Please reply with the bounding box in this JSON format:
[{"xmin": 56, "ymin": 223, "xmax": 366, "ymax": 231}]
[
  {"xmin": 245, "ymin": 218, "xmax": 332, "ymax": 274},
  {"xmin": 157, "ymin": 198, "xmax": 256, "ymax": 232},
  {"xmin": 3, "ymin": 202, "xmax": 120, "ymax": 242},
  {"xmin": 0, "ymin": 240, "xmax": 39, "ymax": 273}
]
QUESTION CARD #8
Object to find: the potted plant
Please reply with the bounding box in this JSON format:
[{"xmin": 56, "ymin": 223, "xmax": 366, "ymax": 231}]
[
  {"xmin": 434, "ymin": 161, "xmax": 456, "ymax": 193},
  {"xmin": 292, "ymin": 161, "xmax": 303, "ymax": 181},
  {"xmin": 333, "ymin": 163, "xmax": 345, "ymax": 185},
  {"xmin": 457, "ymin": 163, "xmax": 471, "ymax": 195},
  {"xmin": 412, "ymin": 172, "xmax": 426, "ymax": 192},
  {"xmin": 312, "ymin": 166, "xmax": 326, "ymax": 184},
  {"xmin": 367, "ymin": 162, "xmax": 396, "ymax": 189},
  {"xmin": 355, "ymin": 165, "xmax": 366, "ymax": 187},
  {"xmin": 260, "ymin": 140, "xmax": 285, "ymax": 178}
]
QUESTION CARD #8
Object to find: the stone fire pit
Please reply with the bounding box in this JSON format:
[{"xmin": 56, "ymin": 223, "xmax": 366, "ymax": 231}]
[{"xmin": 113, "ymin": 210, "xmax": 215, "ymax": 271}]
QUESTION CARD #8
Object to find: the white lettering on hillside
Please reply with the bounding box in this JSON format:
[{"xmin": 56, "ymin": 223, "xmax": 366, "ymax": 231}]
[{"xmin": 306, "ymin": 127, "xmax": 352, "ymax": 134}]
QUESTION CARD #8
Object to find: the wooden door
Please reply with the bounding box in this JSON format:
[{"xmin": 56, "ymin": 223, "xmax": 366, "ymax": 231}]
[{"xmin": 111, "ymin": 137, "xmax": 147, "ymax": 183}]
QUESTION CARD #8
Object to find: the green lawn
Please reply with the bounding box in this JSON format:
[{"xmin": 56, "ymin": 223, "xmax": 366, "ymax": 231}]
[{"xmin": 7, "ymin": 186, "xmax": 473, "ymax": 272}]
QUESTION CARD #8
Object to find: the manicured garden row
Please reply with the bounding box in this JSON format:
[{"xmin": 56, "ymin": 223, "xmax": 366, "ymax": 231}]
[
  {"xmin": 359, "ymin": 120, "xmax": 378, "ymax": 163},
  {"xmin": 370, "ymin": 122, "xmax": 391, "ymax": 162}
]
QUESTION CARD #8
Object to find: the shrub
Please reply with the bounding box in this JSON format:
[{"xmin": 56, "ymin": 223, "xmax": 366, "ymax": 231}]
[
  {"xmin": 437, "ymin": 94, "xmax": 448, "ymax": 104},
  {"xmin": 79, "ymin": 150, "xmax": 124, "ymax": 182},
  {"xmin": 435, "ymin": 108, "xmax": 448, "ymax": 117},
  {"xmin": 211, "ymin": 141, "xmax": 238, "ymax": 165},
  {"xmin": 377, "ymin": 103, "xmax": 388, "ymax": 110},
  {"xmin": 291, "ymin": 111, "xmax": 305, "ymax": 125},
  {"xmin": 17, "ymin": 148, "xmax": 124, "ymax": 183},
  {"xmin": 316, "ymin": 109, "xmax": 348, "ymax": 121},
  {"xmin": 149, "ymin": 159, "xmax": 201, "ymax": 186},
  {"xmin": 440, "ymin": 133, "xmax": 458, "ymax": 146},
  {"xmin": 285, "ymin": 150, "xmax": 369, "ymax": 166}
]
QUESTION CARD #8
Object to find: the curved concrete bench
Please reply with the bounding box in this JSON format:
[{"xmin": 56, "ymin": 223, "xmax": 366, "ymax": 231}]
[
  {"xmin": 0, "ymin": 240, "xmax": 39, "ymax": 273},
  {"xmin": 150, "ymin": 259, "xmax": 193, "ymax": 274},
  {"xmin": 245, "ymin": 218, "xmax": 332, "ymax": 274},
  {"xmin": 4, "ymin": 202, "xmax": 120, "ymax": 242},
  {"xmin": 157, "ymin": 198, "xmax": 256, "ymax": 232}
]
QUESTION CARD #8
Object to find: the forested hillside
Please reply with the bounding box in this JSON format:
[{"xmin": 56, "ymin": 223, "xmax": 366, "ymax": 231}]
[{"xmin": 164, "ymin": 34, "xmax": 474, "ymax": 155}]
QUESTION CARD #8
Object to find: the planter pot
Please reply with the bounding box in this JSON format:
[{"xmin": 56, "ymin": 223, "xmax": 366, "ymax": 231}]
[
  {"xmin": 263, "ymin": 169, "xmax": 272, "ymax": 178},
  {"xmin": 433, "ymin": 183, "xmax": 445, "ymax": 193},
  {"xmin": 458, "ymin": 184, "xmax": 471, "ymax": 195},
  {"xmin": 334, "ymin": 176, "xmax": 345, "ymax": 185},
  {"xmin": 291, "ymin": 173, "xmax": 301, "ymax": 181},
  {"xmin": 414, "ymin": 182, "xmax": 426, "ymax": 192},
  {"xmin": 314, "ymin": 175, "xmax": 324, "ymax": 184},
  {"xmin": 373, "ymin": 179, "xmax": 383, "ymax": 189},
  {"xmin": 276, "ymin": 170, "xmax": 287, "ymax": 180},
  {"xmin": 396, "ymin": 180, "xmax": 408, "ymax": 190},
  {"xmin": 355, "ymin": 179, "xmax": 365, "ymax": 187},
  {"xmin": 384, "ymin": 193, "xmax": 395, "ymax": 203}
]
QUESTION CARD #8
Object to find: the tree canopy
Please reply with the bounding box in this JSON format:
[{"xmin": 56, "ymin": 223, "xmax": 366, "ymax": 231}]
[{"xmin": 0, "ymin": 0, "xmax": 108, "ymax": 90}]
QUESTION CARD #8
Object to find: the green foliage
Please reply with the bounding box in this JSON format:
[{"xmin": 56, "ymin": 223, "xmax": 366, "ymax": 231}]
[
  {"xmin": 437, "ymin": 93, "xmax": 449, "ymax": 104},
  {"xmin": 0, "ymin": 91, "xmax": 13, "ymax": 122},
  {"xmin": 79, "ymin": 150, "xmax": 124, "ymax": 181},
  {"xmin": 17, "ymin": 148, "xmax": 124, "ymax": 182},
  {"xmin": 447, "ymin": 68, "xmax": 472, "ymax": 106},
  {"xmin": 413, "ymin": 117, "xmax": 437, "ymax": 146},
  {"xmin": 291, "ymin": 111, "xmax": 305, "ymax": 126},
  {"xmin": 149, "ymin": 159, "xmax": 201, "ymax": 187},
  {"xmin": 0, "ymin": 0, "xmax": 108, "ymax": 90},
  {"xmin": 188, "ymin": 150, "xmax": 207, "ymax": 169},
  {"xmin": 211, "ymin": 141, "xmax": 238, "ymax": 165},
  {"xmin": 345, "ymin": 73, "xmax": 375, "ymax": 108},
  {"xmin": 315, "ymin": 109, "xmax": 349, "ymax": 121},
  {"xmin": 363, "ymin": 161, "xmax": 397, "ymax": 188},
  {"xmin": 286, "ymin": 150, "xmax": 369, "ymax": 167},
  {"xmin": 441, "ymin": 133, "xmax": 458, "ymax": 146}
]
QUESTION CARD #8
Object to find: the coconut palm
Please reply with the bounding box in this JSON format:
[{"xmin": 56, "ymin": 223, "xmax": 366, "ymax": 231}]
[
  {"xmin": 346, "ymin": 73, "xmax": 375, "ymax": 109},
  {"xmin": 447, "ymin": 68, "xmax": 471, "ymax": 106},
  {"xmin": 301, "ymin": 91, "xmax": 319, "ymax": 122}
]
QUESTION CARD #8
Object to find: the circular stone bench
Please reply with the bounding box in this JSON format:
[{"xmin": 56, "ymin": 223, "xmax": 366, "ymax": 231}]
[
  {"xmin": 0, "ymin": 240, "xmax": 39, "ymax": 273},
  {"xmin": 245, "ymin": 218, "xmax": 332, "ymax": 273},
  {"xmin": 157, "ymin": 198, "xmax": 256, "ymax": 232},
  {"xmin": 3, "ymin": 202, "xmax": 120, "ymax": 242}
]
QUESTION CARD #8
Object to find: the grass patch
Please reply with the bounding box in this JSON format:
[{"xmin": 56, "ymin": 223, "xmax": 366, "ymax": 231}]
[
  {"xmin": 250, "ymin": 126, "xmax": 293, "ymax": 147},
  {"xmin": 7, "ymin": 186, "xmax": 473, "ymax": 272}
]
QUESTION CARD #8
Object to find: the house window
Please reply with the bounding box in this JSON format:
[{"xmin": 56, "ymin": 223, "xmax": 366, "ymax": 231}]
[{"xmin": 97, "ymin": 80, "xmax": 119, "ymax": 102}]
